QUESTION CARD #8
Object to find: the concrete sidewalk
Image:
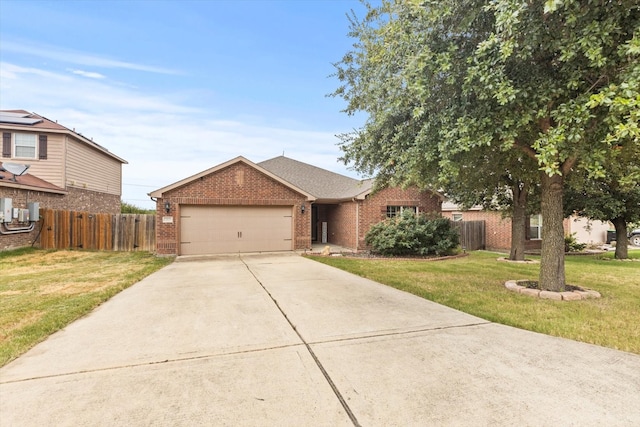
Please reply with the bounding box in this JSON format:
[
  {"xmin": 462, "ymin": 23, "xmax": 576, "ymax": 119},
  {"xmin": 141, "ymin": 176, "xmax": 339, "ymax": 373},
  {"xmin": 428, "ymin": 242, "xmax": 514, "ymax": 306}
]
[{"xmin": 1, "ymin": 253, "xmax": 639, "ymax": 426}]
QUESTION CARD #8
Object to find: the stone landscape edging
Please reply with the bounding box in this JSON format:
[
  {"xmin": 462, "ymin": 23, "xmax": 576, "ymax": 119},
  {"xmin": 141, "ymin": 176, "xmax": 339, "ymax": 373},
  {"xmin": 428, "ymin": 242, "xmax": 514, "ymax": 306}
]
[
  {"xmin": 307, "ymin": 252, "xmax": 470, "ymax": 261},
  {"xmin": 504, "ymin": 280, "xmax": 601, "ymax": 301}
]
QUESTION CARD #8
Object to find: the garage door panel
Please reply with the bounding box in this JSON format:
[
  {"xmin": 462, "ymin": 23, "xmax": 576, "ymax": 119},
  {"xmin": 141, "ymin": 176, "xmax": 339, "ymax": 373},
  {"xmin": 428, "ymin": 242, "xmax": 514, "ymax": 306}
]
[
  {"xmin": 180, "ymin": 206, "xmax": 293, "ymax": 255},
  {"xmin": 181, "ymin": 207, "xmax": 242, "ymax": 254}
]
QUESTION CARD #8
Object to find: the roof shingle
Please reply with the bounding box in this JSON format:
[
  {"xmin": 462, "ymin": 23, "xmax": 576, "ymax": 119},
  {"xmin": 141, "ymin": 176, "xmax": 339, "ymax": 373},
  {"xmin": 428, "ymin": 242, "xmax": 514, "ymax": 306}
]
[{"xmin": 258, "ymin": 156, "xmax": 372, "ymax": 201}]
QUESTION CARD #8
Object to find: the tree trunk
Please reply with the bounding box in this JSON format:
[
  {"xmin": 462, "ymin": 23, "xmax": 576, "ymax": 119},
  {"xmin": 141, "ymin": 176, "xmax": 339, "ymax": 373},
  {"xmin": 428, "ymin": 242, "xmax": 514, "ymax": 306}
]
[
  {"xmin": 539, "ymin": 172, "xmax": 566, "ymax": 291},
  {"xmin": 612, "ymin": 217, "xmax": 629, "ymax": 259},
  {"xmin": 509, "ymin": 182, "xmax": 528, "ymax": 261}
]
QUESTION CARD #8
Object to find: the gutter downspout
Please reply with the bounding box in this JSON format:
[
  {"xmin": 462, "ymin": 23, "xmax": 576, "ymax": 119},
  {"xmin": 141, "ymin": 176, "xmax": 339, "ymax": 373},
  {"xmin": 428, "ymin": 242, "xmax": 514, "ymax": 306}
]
[{"xmin": 353, "ymin": 198, "xmax": 359, "ymax": 251}]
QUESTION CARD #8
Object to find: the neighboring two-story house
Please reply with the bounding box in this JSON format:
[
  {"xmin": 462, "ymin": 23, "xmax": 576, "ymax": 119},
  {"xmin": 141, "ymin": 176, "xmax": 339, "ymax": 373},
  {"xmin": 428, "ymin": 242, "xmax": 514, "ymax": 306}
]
[{"xmin": 1, "ymin": 110, "xmax": 127, "ymax": 249}]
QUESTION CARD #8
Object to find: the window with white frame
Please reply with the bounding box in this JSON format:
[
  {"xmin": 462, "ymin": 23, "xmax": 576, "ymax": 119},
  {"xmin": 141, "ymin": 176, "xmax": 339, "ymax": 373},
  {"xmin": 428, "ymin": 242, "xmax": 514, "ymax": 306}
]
[
  {"xmin": 386, "ymin": 205, "xmax": 417, "ymax": 218},
  {"xmin": 529, "ymin": 214, "xmax": 542, "ymax": 239},
  {"xmin": 452, "ymin": 213, "xmax": 463, "ymax": 222},
  {"xmin": 14, "ymin": 133, "xmax": 37, "ymax": 159}
]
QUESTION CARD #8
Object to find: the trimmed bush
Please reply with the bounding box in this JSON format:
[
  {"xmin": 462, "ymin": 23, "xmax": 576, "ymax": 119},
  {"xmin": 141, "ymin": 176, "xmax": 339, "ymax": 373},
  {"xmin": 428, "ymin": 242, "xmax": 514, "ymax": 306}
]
[
  {"xmin": 365, "ymin": 210, "xmax": 459, "ymax": 256},
  {"xmin": 565, "ymin": 233, "xmax": 587, "ymax": 252}
]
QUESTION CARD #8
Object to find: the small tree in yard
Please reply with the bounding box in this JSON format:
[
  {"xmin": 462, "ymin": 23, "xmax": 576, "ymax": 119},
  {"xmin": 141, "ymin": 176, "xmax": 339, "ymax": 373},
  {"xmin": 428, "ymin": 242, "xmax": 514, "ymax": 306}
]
[
  {"xmin": 442, "ymin": 146, "xmax": 540, "ymax": 261},
  {"xmin": 365, "ymin": 210, "xmax": 459, "ymax": 256}
]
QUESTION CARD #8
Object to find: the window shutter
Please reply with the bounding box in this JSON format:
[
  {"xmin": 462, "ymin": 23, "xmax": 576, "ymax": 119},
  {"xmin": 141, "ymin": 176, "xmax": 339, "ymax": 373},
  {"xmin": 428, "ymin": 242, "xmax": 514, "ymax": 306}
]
[
  {"xmin": 2, "ymin": 133, "xmax": 10, "ymax": 158},
  {"xmin": 38, "ymin": 135, "xmax": 48, "ymax": 160}
]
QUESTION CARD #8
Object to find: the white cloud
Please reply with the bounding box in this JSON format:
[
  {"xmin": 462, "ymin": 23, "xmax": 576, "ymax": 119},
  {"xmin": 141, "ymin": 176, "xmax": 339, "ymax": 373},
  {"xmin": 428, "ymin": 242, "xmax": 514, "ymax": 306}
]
[
  {"xmin": 0, "ymin": 61, "xmax": 360, "ymax": 209},
  {"xmin": 1, "ymin": 62, "xmax": 196, "ymax": 114},
  {"xmin": 0, "ymin": 63, "xmax": 71, "ymax": 81},
  {"xmin": 70, "ymin": 69, "xmax": 105, "ymax": 79},
  {"xmin": 2, "ymin": 40, "xmax": 180, "ymax": 75}
]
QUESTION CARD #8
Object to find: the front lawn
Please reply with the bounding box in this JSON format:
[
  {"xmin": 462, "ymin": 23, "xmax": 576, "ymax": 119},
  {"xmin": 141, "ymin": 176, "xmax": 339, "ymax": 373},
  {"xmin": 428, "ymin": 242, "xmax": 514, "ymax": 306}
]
[
  {"xmin": 0, "ymin": 248, "xmax": 173, "ymax": 367},
  {"xmin": 309, "ymin": 251, "xmax": 640, "ymax": 354}
]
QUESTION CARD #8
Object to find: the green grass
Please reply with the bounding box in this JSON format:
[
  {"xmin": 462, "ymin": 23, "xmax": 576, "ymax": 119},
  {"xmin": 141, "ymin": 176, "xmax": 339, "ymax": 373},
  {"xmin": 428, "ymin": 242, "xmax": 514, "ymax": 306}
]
[
  {"xmin": 309, "ymin": 250, "xmax": 640, "ymax": 354},
  {"xmin": 0, "ymin": 248, "xmax": 173, "ymax": 367}
]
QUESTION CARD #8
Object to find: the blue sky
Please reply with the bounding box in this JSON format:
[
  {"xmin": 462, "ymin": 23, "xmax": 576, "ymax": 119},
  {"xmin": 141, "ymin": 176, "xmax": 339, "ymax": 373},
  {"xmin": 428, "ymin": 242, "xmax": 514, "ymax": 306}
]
[{"xmin": 0, "ymin": 0, "xmax": 368, "ymax": 209}]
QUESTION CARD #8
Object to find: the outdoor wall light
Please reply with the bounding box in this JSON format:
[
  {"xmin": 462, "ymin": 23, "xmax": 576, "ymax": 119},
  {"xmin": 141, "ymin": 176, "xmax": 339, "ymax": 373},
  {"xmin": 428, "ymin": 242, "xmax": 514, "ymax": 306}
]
[
  {"xmin": 164, "ymin": 200, "xmax": 171, "ymax": 213},
  {"xmin": 301, "ymin": 204, "xmax": 305, "ymax": 214}
]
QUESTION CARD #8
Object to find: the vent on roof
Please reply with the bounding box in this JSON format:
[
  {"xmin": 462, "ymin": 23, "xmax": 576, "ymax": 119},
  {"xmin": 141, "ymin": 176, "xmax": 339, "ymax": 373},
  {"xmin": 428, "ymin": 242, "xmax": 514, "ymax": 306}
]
[{"xmin": 0, "ymin": 112, "xmax": 43, "ymax": 126}]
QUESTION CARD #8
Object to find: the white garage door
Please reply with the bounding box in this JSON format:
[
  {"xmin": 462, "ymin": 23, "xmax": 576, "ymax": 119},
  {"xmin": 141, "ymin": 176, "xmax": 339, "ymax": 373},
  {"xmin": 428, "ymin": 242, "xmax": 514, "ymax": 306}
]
[{"xmin": 180, "ymin": 206, "xmax": 293, "ymax": 255}]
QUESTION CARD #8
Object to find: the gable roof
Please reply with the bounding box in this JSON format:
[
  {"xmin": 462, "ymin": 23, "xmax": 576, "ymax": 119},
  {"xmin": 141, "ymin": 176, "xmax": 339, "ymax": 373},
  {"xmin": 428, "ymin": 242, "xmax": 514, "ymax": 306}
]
[
  {"xmin": 148, "ymin": 156, "xmax": 316, "ymax": 200},
  {"xmin": 0, "ymin": 110, "xmax": 127, "ymax": 164},
  {"xmin": 0, "ymin": 162, "xmax": 66, "ymax": 194},
  {"xmin": 258, "ymin": 156, "xmax": 373, "ymax": 202},
  {"xmin": 149, "ymin": 155, "xmax": 443, "ymax": 204}
]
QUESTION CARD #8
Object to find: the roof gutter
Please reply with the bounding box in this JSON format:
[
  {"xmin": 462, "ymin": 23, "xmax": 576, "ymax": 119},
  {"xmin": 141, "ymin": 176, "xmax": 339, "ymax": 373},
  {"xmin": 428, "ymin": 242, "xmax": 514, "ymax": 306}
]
[{"xmin": 0, "ymin": 181, "xmax": 67, "ymax": 195}]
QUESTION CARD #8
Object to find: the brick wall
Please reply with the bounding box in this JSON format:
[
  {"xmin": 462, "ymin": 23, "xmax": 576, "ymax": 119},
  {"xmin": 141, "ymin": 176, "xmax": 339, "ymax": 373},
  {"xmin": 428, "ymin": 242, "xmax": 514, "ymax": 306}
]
[
  {"xmin": 0, "ymin": 186, "xmax": 121, "ymax": 250},
  {"xmin": 442, "ymin": 210, "xmax": 571, "ymax": 251},
  {"xmin": 64, "ymin": 188, "xmax": 121, "ymax": 214},
  {"xmin": 326, "ymin": 202, "xmax": 357, "ymax": 248},
  {"xmin": 443, "ymin": 210, "xmax": 513, "ymax": 250},
  {"xmin": 0, "ymin": 214, "xmax": 40, "ymax": 250},
  {"xmin": 0, "ymin": 187, "xmax": 120, "ymax": 214},
  {"xmin": 359, "ymin": 187, "xmax": 442, "ymax": 250},
  {"xmin": 155, "ymin": 162, "xmax": 310, "ymax": 255}
]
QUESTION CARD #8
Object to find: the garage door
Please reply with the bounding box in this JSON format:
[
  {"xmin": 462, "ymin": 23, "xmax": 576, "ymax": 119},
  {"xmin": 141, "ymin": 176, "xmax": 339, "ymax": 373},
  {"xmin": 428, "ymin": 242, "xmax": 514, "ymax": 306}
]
[{"xmin": 180, "ymin": 206, "xmax": 293, "ymax": 255}]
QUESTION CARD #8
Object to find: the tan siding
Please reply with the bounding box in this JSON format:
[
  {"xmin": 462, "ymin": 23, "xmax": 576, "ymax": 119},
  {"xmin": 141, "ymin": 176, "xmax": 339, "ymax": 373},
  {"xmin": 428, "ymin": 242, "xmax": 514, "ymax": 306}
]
[
  {"xmin": 66, "ymin": 136, "xmax": 122, "ymax": 196},
  {"xmin": 0, "ymin": 129, "xmax": 66, "ymax": 188}
]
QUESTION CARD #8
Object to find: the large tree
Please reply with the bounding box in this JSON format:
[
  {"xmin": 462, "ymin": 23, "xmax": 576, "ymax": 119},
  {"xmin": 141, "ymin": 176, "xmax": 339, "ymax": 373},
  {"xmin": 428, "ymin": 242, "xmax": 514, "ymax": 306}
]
[
  {"xmin": 565, "ymin": 142, "xmax": 640, "ymax": 259},
  {"xmin": 334, "ymin": 0, "xmax": 639, "ymax": 291}
]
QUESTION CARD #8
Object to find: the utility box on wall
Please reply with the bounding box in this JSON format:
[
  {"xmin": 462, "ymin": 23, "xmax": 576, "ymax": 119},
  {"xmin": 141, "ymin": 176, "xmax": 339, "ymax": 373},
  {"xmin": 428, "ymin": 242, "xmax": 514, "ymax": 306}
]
[
  {"xmin": 0, "ymin": 198, "xmax": 12, "ymax": 223},
  {"xmin": 28, "ymin": 202, "xmax": 40, "ymax": 221},
  {"xmin": 18, "ymin": 209, "xmax": 30, "ymax": 222}
]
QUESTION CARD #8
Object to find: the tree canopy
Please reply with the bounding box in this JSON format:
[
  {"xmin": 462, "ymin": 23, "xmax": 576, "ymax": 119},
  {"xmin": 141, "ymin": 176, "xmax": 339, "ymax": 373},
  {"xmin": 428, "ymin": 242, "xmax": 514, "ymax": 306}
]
[
  {"xmin": 334, "ymin": 0, "xmax": 640, "ymax": 291},
  {"xmin": 121, "ymin": 201, "xmax": 155, "ymax": 214},
  {"xmin": 565, "ymin": 141, "xmax": 640, "ymax": 259}
]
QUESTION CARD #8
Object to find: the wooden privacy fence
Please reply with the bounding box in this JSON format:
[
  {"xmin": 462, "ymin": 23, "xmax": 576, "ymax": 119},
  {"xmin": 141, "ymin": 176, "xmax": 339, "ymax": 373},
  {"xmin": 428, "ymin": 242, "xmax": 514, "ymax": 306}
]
[
  {"xmin": 451, "ymin": 220, "xmax": 486, "ymax": 251},
  {"xmin": 38, "ymin": 208, "xmax": 156, "ymax": 251}
]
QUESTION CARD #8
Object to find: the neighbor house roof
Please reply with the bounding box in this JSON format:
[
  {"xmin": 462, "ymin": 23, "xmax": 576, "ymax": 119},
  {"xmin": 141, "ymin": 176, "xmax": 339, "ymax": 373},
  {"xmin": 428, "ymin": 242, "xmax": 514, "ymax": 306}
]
[
  {"xmin": 441, "ymin": 201, "xmax": 483, "ymax": 211},
  {"xmin": 0, "ymin": 162, "xmax": 67, "ymax": 194},
  {"xmin": 0, "ymin": 110, "xmax": 127, "ymax": 164},
  {"xmin": 258, "ymin": 156, "xmax": 373, "ymax": 202}
]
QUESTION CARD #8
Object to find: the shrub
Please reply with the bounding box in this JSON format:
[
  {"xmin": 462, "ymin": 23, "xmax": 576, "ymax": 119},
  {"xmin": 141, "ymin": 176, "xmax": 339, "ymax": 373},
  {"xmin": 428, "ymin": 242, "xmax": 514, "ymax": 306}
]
[
  {"xmin": 365, "ymin": 210, "xmax": 459, "ymax": 256},
  {"xmin": 565, "ymin": 233, "xmax": 587, "ymax": 252}
]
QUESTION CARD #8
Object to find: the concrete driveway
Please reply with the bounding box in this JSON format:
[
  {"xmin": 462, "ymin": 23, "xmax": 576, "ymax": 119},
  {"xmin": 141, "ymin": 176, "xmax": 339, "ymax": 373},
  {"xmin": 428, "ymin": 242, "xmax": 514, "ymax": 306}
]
[{"xmin": 1, "ymin": 253, "xmax": 639, "ymax": 426}]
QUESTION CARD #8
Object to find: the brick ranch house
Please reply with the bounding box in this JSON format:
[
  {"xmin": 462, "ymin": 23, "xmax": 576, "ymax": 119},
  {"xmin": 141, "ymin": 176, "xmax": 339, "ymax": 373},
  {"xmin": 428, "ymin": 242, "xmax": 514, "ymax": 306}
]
[
  {"xmin": 150, "ymin": 156, "xmax": 443, "ymax": 256},
  {"xmin": 442, "ymin": 201, "xmax": 612, "ymax": 251},
  {"xmin": 1, "ymin": 110, "xmax": 127, "ymax": 250}
]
